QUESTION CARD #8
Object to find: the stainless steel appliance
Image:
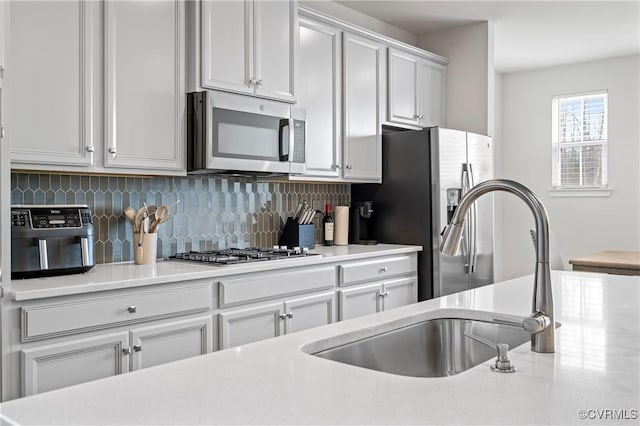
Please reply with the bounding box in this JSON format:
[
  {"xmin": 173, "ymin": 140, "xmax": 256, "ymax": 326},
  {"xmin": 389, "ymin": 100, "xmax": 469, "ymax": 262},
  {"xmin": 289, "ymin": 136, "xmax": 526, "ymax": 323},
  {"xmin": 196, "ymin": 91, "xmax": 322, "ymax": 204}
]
[
  {"xmin": 170, "ymin": 247, "xmax": 317, "ymax": 266},
  {"xmin": 352, "ymin": 127, "xmax": 494, "ymax": 300},
  {"xmin": 349, "ymin": 201, "xmax": 377, "ymax": 245},
  {"xmin": 187, "ymin": 91, "xmax": 306, "ymax": 175},
  {"xmin": 11, "ymin": 205, "xmax": 95, "ymax": 279}
]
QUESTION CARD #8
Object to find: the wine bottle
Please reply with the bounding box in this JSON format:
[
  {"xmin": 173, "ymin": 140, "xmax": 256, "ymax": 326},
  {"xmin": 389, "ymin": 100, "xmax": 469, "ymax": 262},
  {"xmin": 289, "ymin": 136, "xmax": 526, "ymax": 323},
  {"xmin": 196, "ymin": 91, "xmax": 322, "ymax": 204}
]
[{"xmin": 323, "ymin": 204, "xmax": 334, "ymax": 246}]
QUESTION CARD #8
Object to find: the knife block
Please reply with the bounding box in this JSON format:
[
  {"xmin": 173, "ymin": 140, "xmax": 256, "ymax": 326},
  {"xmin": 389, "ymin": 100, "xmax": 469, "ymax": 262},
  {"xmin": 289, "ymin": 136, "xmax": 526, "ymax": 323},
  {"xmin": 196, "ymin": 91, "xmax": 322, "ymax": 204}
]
[{"xmin": 278, "ymin": 218, "xmax": 315, "ymax": 249}]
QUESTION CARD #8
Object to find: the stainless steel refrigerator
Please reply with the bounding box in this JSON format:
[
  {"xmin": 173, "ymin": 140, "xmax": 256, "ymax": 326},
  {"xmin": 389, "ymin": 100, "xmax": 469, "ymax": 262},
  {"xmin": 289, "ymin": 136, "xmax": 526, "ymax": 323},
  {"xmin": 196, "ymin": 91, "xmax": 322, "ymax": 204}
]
[{"xmin": 352, "ymin": 127, "xmax": 494, "ymax": 301}]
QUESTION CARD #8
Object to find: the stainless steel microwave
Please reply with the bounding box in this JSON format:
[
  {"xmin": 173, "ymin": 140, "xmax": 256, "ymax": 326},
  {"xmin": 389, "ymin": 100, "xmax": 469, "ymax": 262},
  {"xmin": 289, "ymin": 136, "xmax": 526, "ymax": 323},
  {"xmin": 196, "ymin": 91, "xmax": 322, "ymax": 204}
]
[{"xmin": 187, "ymin": 91, "xmax": 306, "ymax": 175}]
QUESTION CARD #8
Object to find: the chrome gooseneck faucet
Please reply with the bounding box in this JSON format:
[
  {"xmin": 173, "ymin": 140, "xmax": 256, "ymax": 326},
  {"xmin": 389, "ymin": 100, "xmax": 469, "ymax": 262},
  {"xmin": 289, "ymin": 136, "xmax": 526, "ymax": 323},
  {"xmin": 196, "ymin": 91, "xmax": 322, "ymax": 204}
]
[{"xmin": 440, "ymin": 179, "xmax": 555, "ymax": 353}]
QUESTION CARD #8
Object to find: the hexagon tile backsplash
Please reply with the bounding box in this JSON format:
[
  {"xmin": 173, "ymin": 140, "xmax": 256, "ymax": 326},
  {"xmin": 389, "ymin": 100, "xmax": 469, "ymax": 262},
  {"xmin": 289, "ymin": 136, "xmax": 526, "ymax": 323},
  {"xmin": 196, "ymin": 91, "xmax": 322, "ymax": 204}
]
[{"xmin": 11, "ymin": 173, "xmax": 351, "ymax": 264}]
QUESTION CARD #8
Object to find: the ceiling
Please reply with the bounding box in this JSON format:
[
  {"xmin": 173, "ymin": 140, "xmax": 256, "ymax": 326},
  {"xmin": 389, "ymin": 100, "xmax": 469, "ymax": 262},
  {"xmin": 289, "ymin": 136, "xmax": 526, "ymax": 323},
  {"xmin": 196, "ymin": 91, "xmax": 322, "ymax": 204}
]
[{"xmin": 335, "ymin": 1, "xmax": 640, "ymax": 73}]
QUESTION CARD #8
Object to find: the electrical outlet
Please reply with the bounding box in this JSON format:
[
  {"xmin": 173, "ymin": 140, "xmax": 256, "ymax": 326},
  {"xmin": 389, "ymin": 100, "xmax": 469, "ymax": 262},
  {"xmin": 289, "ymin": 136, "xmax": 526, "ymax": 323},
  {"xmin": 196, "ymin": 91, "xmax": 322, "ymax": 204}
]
[{"xmin": 311, "ymin": 199, "xmax": 323, "ymax": 211}]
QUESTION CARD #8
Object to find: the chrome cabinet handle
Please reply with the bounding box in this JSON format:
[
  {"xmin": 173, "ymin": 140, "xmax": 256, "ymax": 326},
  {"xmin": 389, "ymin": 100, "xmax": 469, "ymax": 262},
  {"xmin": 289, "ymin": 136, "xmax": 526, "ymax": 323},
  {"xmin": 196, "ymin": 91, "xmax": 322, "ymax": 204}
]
[
  {"xmin": 127, "ymin": 305, "xmax": 137, "ymax": 314},
  {"xmin": 108, "ymin": 146, "xmax": 117, "ymax": 158},
  {"xmin": 248, "ymin": 78, "xmax": 257, "ymax": 87},
  {"xmin": 334, "ymin": 164, "xmax": 341, "ymax": 169},
  {"xmin": 379, "ymin": 267, "xmax": 388, "ymax": 273},
  {"xmin": 256, "ymin": 79, "xmax": 263, "ymax": 87},
  {"xmin": 122, "ymin": 348, "xmax": 131, "ymax": 355},
  {"xmin": 86, "ymin": 145, "xmax": 95, "ymax": 153},
  {"xmin": 133, "ymin": 344, "xmax": 142, "ymax": 352},
  {"xmin": 378, "ymin": 290, "xmax": 390, "ymax": 298},
  {"xmin": 286, "ymin": 312, "xmax": 293, "ymax": 319},
  {"xmin": 346, "ymin": 165, "xmax": 352, "ymax": 170},
  {"xmin": 279, "ymin": 313, "xmax": 287, "ymax": 320}
]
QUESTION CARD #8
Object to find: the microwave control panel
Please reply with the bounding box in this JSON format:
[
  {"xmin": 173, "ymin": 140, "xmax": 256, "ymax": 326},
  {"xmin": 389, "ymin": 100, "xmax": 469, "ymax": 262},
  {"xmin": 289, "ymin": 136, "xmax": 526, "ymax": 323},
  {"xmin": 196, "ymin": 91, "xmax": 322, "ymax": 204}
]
[
  {"xmin": 11, "ymin": 206, "xmax": 93, "ymax": 229},
  {"xmin": 292, "ymin": 119, "xmax": 305, "ymax": 163}
]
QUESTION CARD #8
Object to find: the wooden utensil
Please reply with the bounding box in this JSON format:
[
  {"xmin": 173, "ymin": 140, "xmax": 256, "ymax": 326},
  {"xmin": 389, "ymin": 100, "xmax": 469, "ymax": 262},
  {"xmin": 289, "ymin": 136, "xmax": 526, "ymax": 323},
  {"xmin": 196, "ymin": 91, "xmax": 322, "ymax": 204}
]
[
  {"xmin": 149, "ymin": 206, "xmax": 169, "ymax": 233},
  {"xmin": 124, "ymin": 207, "xmax": 137, "ymax": 225}
]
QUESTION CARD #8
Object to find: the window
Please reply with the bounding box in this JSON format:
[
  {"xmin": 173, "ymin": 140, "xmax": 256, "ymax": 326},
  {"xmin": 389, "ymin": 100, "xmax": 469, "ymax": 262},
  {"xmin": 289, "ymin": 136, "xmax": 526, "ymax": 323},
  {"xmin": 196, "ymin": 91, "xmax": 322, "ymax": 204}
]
[{"xmin": 552, "ymin": 91, "xmax": 608, "ymax": 189}]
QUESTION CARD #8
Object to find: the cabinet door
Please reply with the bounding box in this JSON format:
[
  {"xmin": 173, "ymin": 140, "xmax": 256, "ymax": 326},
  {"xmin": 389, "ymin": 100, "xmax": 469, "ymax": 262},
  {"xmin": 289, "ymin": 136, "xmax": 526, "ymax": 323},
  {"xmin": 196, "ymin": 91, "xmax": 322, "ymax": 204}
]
[
  {"xmin": 21, "ymin": 332, "xmax": 129, "ymax": 397},
  {"xmin": 419, "ymin": 60, "xmax": 446, "ymax": 127},
  {"xmin": 130, "ymin": 316, "xmax": 213, "ymax": 371},
  {"xmin": 388, "ymin": 49, "xmax": 420, "ymax": 126},
  {"xmin": 338, "ymin": 283, "xmax": 382, "ymax": 321},
  {"xmin": 343, "ymin": 33, "xmax": 384, "ymax": 182},
  {"xmin": 253, "ymin": 0, "xmax": 296, "ymax": 102},
  {"xmin": 382, "ymin": 277, "xmax": 418, "ymax": 312},
  {"xmin": 104, "ymin": 0, "xmax": 185, "ymax": 173},
  {"xmin": 201, "ymin": 0, "xmax": 253, "ymax": 95},
  {"xmin": 284, "ymin": 292, "xmax": 335, "ymax": 335},
  {"xmin": 7, "ymin": 0, "xmax": 95, "ymax": 168},
  {"xmin": 219, "ymin": 302, "xmax": 284, "ymax": 349},
  {"xmin": 298, "ymin": 18, "xmax": 341, "ymax": 177}
]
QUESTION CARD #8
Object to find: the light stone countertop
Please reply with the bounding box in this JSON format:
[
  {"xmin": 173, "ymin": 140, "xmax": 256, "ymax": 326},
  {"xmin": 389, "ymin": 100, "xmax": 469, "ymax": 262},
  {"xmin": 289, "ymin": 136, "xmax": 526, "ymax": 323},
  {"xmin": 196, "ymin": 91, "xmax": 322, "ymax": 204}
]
[
  {"xmin": 1, "ymin": 270, "xmax": 638, "ymax": 425},
  {"xmin": 9, "ymin": 244, "xmax": 422, "ymax": 301}
]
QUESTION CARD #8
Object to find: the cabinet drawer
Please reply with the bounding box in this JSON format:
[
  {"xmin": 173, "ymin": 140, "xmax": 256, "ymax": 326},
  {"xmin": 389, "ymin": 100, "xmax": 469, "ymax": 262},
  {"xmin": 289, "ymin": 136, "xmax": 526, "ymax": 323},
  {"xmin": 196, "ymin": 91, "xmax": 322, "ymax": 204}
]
[
  {"xmin": 339, "ymin": 255, "xmax": 416, "ymax": 286},
  {"xmin": 219, "ymin": 266, "xmax": 335, "ymax": 308},
  {"xmin": 22, "ymin": 283, "xmax": 212, "ymax": 341}
]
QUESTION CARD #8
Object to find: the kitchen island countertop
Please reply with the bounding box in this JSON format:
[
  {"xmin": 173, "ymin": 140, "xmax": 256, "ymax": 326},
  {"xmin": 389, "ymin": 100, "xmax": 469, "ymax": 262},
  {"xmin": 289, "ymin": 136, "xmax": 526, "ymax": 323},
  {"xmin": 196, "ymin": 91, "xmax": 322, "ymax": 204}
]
[
  {"xmin": 9, "ymin": 244, "xmax": 421, "ymax": 301},
  {"xmin": 1, "ymin": 270, "xmax": 638, "ymax": 425}
]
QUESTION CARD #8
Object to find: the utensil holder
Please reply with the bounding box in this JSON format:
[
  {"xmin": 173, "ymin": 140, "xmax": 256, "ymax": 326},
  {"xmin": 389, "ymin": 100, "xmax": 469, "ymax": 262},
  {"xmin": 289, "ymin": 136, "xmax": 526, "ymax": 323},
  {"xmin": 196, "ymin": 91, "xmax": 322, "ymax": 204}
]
[
  {"xmin": 278, "ymin": 217, "xmax": 315, "ymax": 249},
  {"xmin": 133, "ymin": 232, "xmax": 158, "ymax": 265}
]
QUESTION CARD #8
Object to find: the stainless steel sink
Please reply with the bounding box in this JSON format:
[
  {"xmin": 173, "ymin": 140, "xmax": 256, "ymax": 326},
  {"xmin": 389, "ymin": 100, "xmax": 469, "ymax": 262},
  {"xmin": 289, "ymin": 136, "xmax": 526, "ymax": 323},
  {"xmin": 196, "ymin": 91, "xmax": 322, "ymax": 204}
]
[{"xmin": 312, "ymin": 318, "xmax": 531, "ymax": 377}]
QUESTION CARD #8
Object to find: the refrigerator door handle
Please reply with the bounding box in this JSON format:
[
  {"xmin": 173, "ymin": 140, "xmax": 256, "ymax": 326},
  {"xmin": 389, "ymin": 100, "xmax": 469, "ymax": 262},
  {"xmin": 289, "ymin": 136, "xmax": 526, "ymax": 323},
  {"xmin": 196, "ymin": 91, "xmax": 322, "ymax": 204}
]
[
  {"xmin": 460, "ymin": 165, "xmax": 471, "ymax": 271},
  {"xmin": 467, "ymin": 163, "xmax": 478, "ymax": 274}
]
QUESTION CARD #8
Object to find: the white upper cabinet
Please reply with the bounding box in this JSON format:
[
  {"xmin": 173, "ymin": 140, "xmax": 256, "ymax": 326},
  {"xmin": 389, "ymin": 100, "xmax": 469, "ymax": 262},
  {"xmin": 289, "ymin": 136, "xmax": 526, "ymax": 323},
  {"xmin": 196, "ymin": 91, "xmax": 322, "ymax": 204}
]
[
  {"xmin": 6, "ymin": 0, "xmax": 186, "ymax": 176},
  {"xmin": 342, "ymin": 32, "xmax": 385, "ymax": 182},
  {"xmin": 419, "ymin": 60, "xmax": 446, "ymax": 127},
  {"xmin": 200, "ymin": 0, "xmax": 296, "ymax": 103},
  {"xmin": 104, "ymin": 0, "xmax": 185, "ymax": 172},
  {"xmin": 388, "ymin": 49, "xmax": 420, "ymax": 126},
  {"xmin": 200, "ymin": 1, "xmax": 253, "ymax": 96},
  {"xmin": 7, "ymin": 0, "xmax": 95, "ymax": 168},
  {"xmin": 388, "ymin": 48, "xmax": 446, "ymax": 128},
  {"xmin": 298, "ymin": 18, "xmax": 341, "ymax": 178}
]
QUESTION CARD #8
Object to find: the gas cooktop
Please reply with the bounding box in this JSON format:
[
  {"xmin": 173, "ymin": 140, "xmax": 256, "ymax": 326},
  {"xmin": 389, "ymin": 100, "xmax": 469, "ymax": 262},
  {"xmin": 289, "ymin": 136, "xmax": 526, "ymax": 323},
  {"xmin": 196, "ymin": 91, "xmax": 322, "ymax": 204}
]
[{"xmin": 169, "ymin": 247, "xmax": 318, "ymax": 266}]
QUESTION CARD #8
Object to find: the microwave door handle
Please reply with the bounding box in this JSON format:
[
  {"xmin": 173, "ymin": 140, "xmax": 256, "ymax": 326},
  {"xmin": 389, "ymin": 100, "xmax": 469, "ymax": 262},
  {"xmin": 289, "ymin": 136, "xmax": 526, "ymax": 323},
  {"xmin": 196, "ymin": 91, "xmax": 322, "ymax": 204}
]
[{"xmin": 279, "ymin": 119, "xmax": 290, "ymax": 161}]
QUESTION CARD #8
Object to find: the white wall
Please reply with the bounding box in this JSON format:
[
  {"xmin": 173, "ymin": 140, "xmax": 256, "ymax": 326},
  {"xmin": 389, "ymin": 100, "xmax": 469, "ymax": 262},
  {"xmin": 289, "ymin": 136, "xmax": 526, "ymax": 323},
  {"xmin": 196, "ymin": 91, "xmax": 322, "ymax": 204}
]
[
  {"xmin": 418, "ymin": 23, "xmax": 493, "ymax": 136},
  {"xmin": 300, "ymin": 0, "xmax": 418, "ymax": 46},
  {"xmin": 497, "ymin": 55, "xmax": 640, "ymax": 280}
]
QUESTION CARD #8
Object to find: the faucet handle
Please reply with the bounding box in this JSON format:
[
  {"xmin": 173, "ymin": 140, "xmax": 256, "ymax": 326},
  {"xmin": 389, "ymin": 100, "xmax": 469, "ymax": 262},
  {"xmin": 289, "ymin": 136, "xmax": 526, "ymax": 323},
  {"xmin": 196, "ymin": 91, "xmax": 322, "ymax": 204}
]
[
  {"xmin": 523, "ymin": 312, "xmax": 552, "ymax": 333},
  {"xmin": 493, "ymin": 312, "xmax": 551, "ymax": 334}
]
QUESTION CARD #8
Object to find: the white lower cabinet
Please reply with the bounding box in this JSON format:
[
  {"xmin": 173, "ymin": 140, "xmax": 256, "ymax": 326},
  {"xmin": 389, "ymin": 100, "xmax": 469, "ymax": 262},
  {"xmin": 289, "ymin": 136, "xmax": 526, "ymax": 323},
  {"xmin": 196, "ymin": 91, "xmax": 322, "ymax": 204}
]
[
  {"xmin": 338, "ymin": 277, "xmax": 417, "ymax": 321},
  {"xmin": 129, "ymin": 316, "xmax": 213, "ymax": 371},
  {"xmin": 219, "ymin": 292, "xmax": 335, "ymax": 349},
  {"xmin": 338, "ymin": 283, "xmax": 382, "ymax": 320},
  {"xmin": 21, "ymin": 315, "xmax": 213, "ymax": 397},
  {"xmin": 283, "ymin": 292, "xmax": 335, "ymax": 335},
  {"xmin": 21, "ymin": 332, "xmax": 130, "ymax": 397}
]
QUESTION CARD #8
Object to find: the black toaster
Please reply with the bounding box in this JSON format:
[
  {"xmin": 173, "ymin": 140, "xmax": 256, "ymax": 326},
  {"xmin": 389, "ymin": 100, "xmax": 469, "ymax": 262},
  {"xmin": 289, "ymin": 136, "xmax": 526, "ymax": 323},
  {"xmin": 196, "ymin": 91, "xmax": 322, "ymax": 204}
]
[{"xmin": 11, "ymin": 204, "xmax": 95, "ymax": 279}]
